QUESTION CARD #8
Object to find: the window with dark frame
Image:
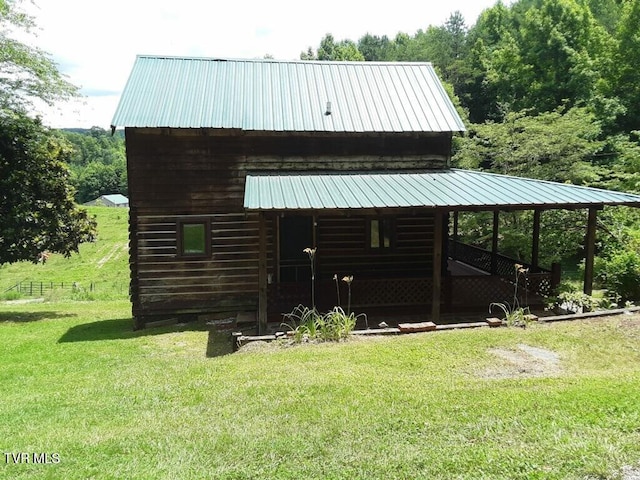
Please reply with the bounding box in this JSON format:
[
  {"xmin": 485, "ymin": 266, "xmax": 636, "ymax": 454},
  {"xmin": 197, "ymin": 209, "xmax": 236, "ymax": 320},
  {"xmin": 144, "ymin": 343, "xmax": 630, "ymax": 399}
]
[
  {"xmin": 368, "ymin": 218, "xmax": 394, "ymax": 250},
  {"xmin": 177, "ymin": 219, "xmax": 211, "ymax": 257}
]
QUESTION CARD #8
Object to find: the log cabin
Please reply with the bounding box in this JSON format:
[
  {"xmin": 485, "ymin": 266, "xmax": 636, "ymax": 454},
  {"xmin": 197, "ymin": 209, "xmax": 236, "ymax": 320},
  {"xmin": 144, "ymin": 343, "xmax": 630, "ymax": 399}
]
[{"xmin": 111, "ymin": 55, "xmax": 640, "ymax": 331}]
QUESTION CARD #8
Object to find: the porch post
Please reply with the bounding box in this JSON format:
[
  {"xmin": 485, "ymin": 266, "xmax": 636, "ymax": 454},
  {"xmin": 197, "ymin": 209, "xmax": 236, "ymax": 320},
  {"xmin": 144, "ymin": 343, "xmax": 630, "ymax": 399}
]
[
  {"xmin": 531, "ymin": 209, "xmax": 541, "ymax": 269},
  {"xmin": 583, "ymin": 208, "xmax": 597, "ymax": 295},
  {"xmin": 452, "ymin": 211, "xmax": 459, "ymax": 258},
  {"xmin": 258, "ymin": 212, "xmax": 268, "ymax": 334},
  {"xmin": 432, "ymin": 210, "xmax": 443, "ymax": 322},
  {"xmin": 491, "ymin": 210, "xmax": 499, "ymax": 274}
]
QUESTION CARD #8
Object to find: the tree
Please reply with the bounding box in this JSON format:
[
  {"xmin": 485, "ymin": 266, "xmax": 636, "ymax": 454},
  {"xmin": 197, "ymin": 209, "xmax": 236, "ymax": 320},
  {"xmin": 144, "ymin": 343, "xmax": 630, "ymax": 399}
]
[
  {"xmin": 465, "ymin": 0, "xmax": 614, "ymax": 122},
  {"xmin": 0, "ymin": 111, "xmax": 96, "ymax": 264},
  {"xmin": 454, "ymin": 107, "xmax": 604, "ymax": 183},
  {"xmin": 357, "ymin": 33, "xmax": 393, "ymax": 61},
  {"xmin": 0, "ymin": 0, "xmax": 96, "ymax": 264},
  {"xmin": 608, "ymin": 0, "xmax": 640, "ymax": 132},
  {"xmin": 74, "ymin": 160, "xmax": 127, "ymax": 203},
  {"xmin": 0, "ymin": 0, "xmax": 77, "ymax": 110},
  {"xmin": 302, "ymin": 34, "xmax": 365, "ymax": 61}
]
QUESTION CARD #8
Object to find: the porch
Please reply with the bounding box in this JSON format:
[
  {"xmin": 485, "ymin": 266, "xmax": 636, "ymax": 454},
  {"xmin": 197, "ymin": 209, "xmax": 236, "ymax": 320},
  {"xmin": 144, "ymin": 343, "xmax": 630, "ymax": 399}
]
[
  {"xmin": 267, "ymin": 241, "xmax": 559, "ymax": 324},
  {"xmin": 245, "ymin": 169, "xmax": 640, "ymax": 333}
]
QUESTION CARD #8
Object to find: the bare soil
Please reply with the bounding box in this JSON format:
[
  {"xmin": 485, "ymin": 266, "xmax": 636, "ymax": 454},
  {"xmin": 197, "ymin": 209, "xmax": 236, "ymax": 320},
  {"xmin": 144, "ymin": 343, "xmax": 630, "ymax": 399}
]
[{"xmin": 483, "ymin": 344, "xmax": 562, "ymax": 379}]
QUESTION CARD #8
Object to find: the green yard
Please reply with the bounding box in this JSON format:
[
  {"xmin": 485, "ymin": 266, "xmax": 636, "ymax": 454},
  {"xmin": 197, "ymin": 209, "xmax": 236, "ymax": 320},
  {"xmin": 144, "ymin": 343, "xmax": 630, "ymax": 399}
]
[
  {"xmin": 1, "ymin": 298, "xmax": 639, "ymax": 479},
  {"xmin": 0, "ymin": 206, "xmax": 130, "ymax": 301}
]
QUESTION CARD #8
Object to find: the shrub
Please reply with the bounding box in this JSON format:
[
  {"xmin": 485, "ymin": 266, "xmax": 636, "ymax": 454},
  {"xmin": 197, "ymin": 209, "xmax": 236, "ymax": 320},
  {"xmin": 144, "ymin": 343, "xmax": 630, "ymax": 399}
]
[
  {"xmin": 547, "ymin": 284, "xmax": 605, "ymax": 313},
  {"xmin": 596, "ymin": 250, "xmax": 640, "ymax": 303}
]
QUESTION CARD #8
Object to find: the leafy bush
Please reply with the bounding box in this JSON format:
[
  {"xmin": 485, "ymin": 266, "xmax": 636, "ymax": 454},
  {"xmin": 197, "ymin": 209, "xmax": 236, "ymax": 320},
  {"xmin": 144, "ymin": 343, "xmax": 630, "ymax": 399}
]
[
  {"xmin": 596, "ymin": 250, "xmax": 640, "ymax": 303},
  {"xmin": 547, "ymin": 284, "xmax": 605, "ymax": 313}
]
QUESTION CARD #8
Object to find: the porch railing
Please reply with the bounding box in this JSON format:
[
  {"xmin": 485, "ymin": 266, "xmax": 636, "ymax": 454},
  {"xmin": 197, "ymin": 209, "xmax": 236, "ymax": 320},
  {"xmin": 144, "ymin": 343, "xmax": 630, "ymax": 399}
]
[
  {"xmin": 268, "ymin": 273, "xmax": 554, "ymax": 317},
  {"xmin": 449, "ymin": 239, "xmax": 550, "ymax": 276}
]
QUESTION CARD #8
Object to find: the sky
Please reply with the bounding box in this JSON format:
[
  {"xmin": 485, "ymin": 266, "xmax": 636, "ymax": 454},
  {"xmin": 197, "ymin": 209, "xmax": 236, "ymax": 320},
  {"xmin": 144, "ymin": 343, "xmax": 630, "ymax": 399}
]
[{"xmin": 18, "ymin": 0, "xmax": 501, "ymax": 129}]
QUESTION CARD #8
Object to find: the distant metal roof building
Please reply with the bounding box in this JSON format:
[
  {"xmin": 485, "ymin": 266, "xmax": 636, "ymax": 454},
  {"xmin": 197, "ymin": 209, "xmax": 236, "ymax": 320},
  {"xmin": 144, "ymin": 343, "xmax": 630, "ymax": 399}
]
[
  {"xmin": 111, "ymin": 55, "xmax": 466, "ymax": 133},
  {"xmin": 84, "ymin": 194, "xmax": 129, "ymax": 207},
  {"xmin": 244, "ymin": 169, "xmax": 640, "ymax": 211}
]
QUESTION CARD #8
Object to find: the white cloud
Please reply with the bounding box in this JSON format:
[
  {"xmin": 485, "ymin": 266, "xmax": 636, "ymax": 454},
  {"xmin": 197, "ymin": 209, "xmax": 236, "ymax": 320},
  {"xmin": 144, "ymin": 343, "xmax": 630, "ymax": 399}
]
[{"xmin": 21, "ymin": 0, "xmax": 500, "ymax": 128}]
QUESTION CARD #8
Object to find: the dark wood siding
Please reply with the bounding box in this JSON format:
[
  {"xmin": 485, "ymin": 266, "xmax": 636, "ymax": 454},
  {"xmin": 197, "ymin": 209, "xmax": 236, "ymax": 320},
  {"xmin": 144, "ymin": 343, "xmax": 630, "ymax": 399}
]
[
  {"xmin": 316, "ymin": 215, "xmax": 434, "ymax": 279},
  {"xmin": 130, "ymin": 212, "xmax": 274, "ymax": 323},
  {"xmin": 125, "ymin": 128, "xmax": 451, "ymax": 325}
]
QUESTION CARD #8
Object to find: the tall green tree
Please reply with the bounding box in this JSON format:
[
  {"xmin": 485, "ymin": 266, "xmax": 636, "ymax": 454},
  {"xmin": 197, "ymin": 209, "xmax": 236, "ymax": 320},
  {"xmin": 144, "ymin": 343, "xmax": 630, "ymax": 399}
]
[
  {"xmin": 301, "ymin": 34, "xmax": 365, "ymax": 61},
  {"xmin": 467, "ymin": 0, "xmax": 613, "ymax": 121},
  {"xmin": 0, "ymin": 0, "xmax": 96, "ymax": 264},
  {"xmin": 608, "ymin": 0, "xmax": 640, "ymax": 132},
  {"xmin": 357, "ymin": 34, "xmax": 393, "ymax": 61},
  {"xmin": 0, "ymin": 112, "xmax": 95, "ymax": 264}
]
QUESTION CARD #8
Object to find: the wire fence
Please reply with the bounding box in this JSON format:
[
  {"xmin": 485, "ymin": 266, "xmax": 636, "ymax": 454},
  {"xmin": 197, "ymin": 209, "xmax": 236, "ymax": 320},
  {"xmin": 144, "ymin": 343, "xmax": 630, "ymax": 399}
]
[{"xmin": 3, "ymin": 281, "xmax": 127, "ymax": 297}]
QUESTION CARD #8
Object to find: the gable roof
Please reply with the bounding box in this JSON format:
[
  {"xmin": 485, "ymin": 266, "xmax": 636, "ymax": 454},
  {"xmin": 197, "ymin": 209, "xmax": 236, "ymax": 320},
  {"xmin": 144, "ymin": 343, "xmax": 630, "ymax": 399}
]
[
  {"xmin": 101, "ymin": 194, "xmax": 129, "ymax": 205},
  {"xmin": 244, "ymin": 169, "xmax": 640, "ymax": 211},
  {"xmin": 111, "ymin": 55, "xmax": 466, "ymax": 133}
]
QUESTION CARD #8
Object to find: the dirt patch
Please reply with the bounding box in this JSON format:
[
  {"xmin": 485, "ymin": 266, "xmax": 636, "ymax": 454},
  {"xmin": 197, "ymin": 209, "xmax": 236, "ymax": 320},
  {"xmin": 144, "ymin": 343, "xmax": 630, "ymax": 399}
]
[
  {"xmin": 482, "ymin": 344, "xmax": 562, "ymax": 379},
  {"xmin": 622, "ymin": 465, "xmax": 640, "ymax": 480}
]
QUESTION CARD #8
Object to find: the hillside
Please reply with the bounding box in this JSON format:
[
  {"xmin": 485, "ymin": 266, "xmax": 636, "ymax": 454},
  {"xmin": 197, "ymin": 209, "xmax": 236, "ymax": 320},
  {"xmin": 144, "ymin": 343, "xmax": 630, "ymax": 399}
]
[{"xmin": 0, "ymin": 206, "xmax": 130, "ymax": 300}]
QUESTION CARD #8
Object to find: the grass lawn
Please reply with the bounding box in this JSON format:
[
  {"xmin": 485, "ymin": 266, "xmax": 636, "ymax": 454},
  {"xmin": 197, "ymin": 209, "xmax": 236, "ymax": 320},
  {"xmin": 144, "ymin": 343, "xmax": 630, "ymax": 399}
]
[
  {"xmin": 1, "ymin": 300, "xmax": 640, "ymax": 479},
  {"xmin": 0, "ymin": 206, "xmax": 129, "ymax": 301}
]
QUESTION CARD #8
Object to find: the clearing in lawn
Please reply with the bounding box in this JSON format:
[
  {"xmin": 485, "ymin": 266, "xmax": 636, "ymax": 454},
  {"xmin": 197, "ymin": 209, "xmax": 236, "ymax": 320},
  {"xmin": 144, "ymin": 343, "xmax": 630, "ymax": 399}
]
[{"xmin": 1, "ymin": 299, "xmax": 640, "ymax": 480}]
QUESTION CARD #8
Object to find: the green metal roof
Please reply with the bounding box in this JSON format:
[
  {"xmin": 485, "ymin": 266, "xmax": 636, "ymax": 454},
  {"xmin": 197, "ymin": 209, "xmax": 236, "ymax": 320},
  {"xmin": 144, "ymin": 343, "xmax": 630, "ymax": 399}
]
[
  {"xmin": 244, "ymin": 169, "xmax": 640, "ymax": 211},
  {"xmin": 111, "ymin": 55, "xmax": 466, "ymax": 133}
]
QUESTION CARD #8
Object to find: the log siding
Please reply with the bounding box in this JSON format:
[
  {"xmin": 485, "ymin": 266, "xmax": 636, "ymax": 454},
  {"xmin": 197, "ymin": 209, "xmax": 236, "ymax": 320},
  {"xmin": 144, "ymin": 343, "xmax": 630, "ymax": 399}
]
[{"xmin": 125, "ymin": 128, "xmax": 451, "ymax": 326}]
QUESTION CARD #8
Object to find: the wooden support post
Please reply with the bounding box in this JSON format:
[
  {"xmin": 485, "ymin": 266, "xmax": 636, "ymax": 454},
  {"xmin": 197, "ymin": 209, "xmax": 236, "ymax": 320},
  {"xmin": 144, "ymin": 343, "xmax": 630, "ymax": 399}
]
[
  {"xmin": 531, "ymin": 209, "xmax": 541, "ymax": 269},
  {"xmin": 275, "ymin": 215, "xmax": 281, "ymax": 283},
  {"xmin": 584, "ymin": 208, "xmax": 597, "ymax": 295},
  {"xmin": 551, "ymin": 262, "xmax": 562, "ymax": 290},
  {"xmin": 258, "ymin": 212, "xmax": 268, "ymax": 334},
  {"xmin": 432, "ymin": 210, "xmax": 443, "ymax": 323},
  {"xmin": 491, "ymin": 211, "xmax": 499, "ymax": 275},
  {"xmin": 452, "ymin": 211, "xmax": 459, "ymax": 259}
]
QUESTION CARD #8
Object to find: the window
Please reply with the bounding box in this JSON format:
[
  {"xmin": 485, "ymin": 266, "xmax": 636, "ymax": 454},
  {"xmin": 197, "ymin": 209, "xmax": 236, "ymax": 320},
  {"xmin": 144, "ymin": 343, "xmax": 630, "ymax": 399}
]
[
  {"xmin": 177, "ymin": 219, "xmax": 211, "ymax": 257},
  {"xmin": 368, "ymin": 218, "xmax": 394, "ymax": 250}
]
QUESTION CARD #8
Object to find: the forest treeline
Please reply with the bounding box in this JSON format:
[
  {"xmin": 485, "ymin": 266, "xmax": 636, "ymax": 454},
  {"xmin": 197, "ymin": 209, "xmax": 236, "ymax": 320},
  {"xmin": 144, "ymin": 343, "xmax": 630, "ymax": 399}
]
[{"xmin": 56, "ymin": 127, "xmax": 127, "ymax": 204}]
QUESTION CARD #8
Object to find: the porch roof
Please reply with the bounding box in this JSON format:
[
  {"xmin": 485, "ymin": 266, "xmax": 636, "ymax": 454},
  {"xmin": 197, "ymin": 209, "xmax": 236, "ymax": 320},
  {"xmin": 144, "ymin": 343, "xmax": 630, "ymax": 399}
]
[{"xmin": 243, "ymin": 169, "xmax": 640, "ymax": 211}]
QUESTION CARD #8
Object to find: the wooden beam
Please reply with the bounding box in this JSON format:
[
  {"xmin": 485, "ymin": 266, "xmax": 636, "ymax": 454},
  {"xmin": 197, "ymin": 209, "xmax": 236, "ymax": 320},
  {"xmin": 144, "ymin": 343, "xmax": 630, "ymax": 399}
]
[
  {"xmin": 531, "ymin": 209, "xmax": 541, "ymax": 268},
  {"xmin": 275, "ymin": 215, "xmax": 281, "ymax": 283},
  {"xmin": 491, "ymin": 211, "xmax": 499, "ymax": 275},
  {"xmin": 432, "ymin": 210, "xmax": 444, "ymax": 322},
  {"xmin": 258, "ymin": 212, "xmax": 268, "ymax": 334},
  {"xmin": 583, "ymin": 208, "xmax": 597, "ymax": 295},
  {"xmin": 450, "ymin": 211, "xmax": 459, "ymax": 260}
]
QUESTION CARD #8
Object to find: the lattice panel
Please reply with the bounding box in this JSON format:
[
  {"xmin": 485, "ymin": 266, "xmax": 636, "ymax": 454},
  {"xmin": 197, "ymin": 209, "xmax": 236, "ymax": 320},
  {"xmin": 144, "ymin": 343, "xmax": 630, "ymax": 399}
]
[
  {"xmin": 448, "ymin": 273, "xmax": 552, "ymax": 309},
  {"xmin": 351, "ymin": 278, "xmax": 431, "ymax": 307},
  {"xmin": 449, "ymin": 276, "xmax": 514, "ymax": 308},
  {"xmin": 269, "ymin": 272, "xmax": 553, "ymax": 316}
]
